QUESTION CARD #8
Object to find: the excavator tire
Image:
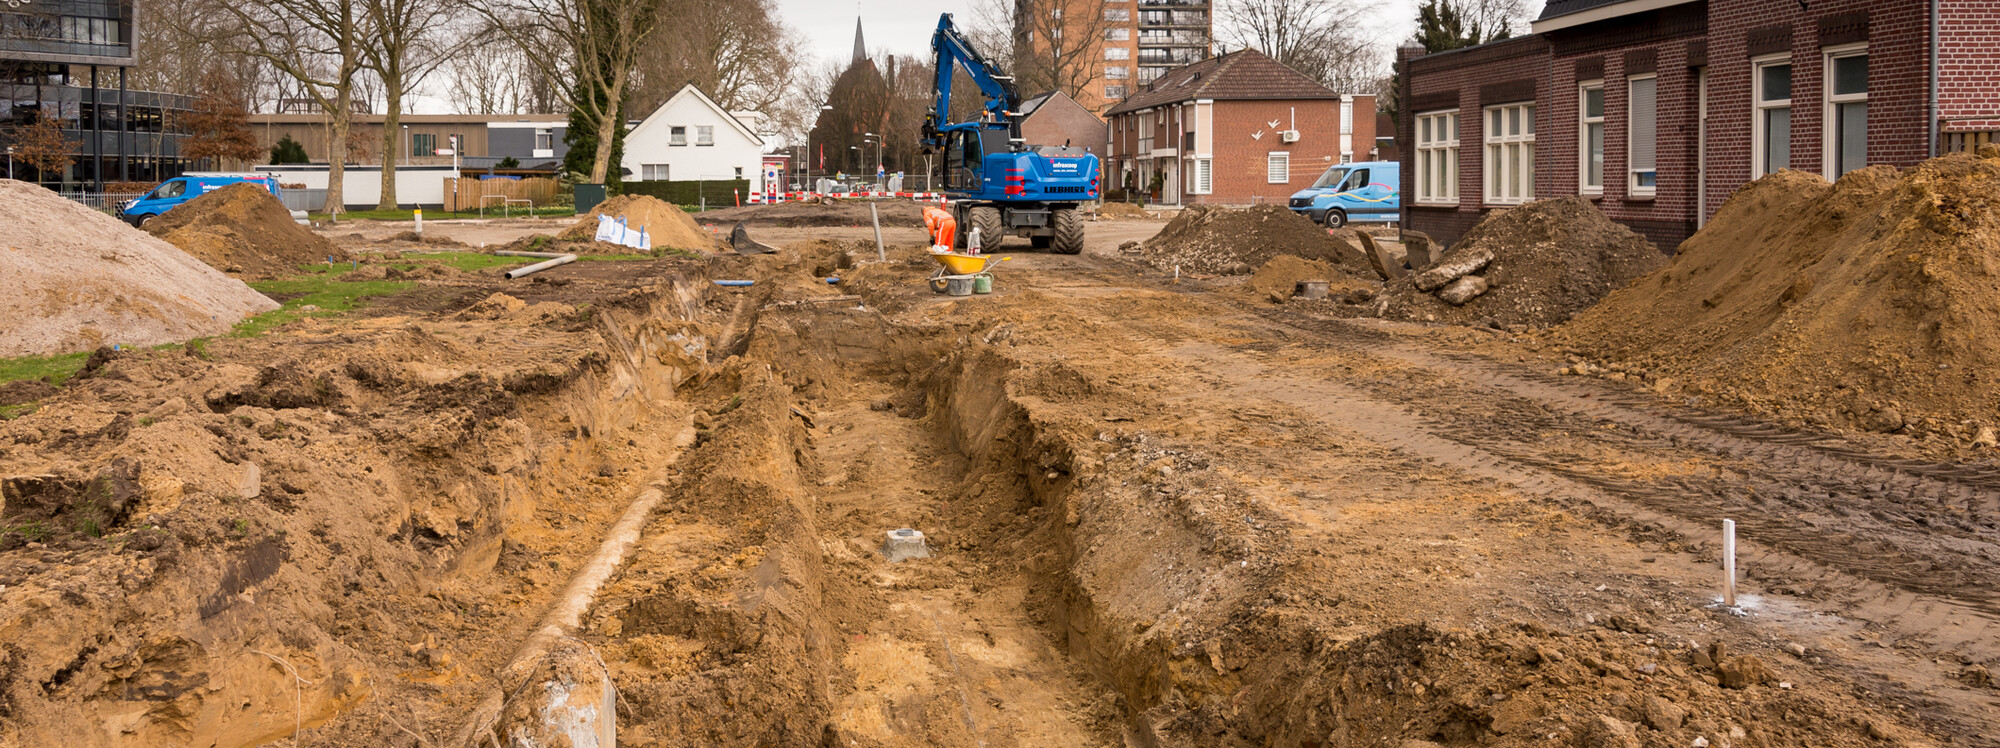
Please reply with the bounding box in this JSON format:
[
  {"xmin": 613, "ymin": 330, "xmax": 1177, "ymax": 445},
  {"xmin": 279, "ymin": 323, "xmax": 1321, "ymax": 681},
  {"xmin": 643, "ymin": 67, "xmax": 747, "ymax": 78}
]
[
  {"xmin": 1050, "ymin": 208, "xmax": 1085, "ymax": 254},
  {"xmin": 968, "ymin": 206, "xmax": 1004, "ymax": 251}
]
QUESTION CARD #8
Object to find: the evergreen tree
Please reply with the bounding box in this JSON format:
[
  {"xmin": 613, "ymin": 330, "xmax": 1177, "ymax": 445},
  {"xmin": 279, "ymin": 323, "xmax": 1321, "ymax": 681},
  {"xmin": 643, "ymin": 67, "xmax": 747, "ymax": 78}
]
[{"xmin": 269, "ymin": 135, "xmax": 310, "ymax": 164}]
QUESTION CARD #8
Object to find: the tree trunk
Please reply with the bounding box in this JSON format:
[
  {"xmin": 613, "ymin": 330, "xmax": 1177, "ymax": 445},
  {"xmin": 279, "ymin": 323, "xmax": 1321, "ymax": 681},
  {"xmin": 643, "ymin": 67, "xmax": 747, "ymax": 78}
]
[
  {"xmin": 588, "ymin": 72, "xmax": 627, "ymax": 185},
  {"xmin": 378, "ymin": 82, "xmax": 401, "ymax": 211},
  {"xmin": 327, "ymin": 90, "xmax": 350, "ymax": 219}
]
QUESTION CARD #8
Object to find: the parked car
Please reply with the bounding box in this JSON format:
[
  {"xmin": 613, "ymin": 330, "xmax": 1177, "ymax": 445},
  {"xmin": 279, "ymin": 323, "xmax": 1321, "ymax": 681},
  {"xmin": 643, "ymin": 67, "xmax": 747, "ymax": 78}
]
[
  {"xmin": 1287, "ymin": 161, "xmax": 1399, "ymax": 228},
  {"xmin": 119, "ymin": 174, "xmax": 282, "ymax": 227}
]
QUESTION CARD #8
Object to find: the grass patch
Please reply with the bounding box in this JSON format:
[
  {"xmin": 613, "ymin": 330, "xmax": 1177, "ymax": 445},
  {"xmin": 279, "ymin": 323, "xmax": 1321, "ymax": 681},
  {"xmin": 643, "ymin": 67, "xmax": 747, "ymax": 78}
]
[
  {"xmin": 237, "ymin": 273, "xmax": 414, "ymax": 337},
  {"xmin": 0, "ymin": 403, "xmax": 40, "ymax": 420},
  {"xmin": 0, "ymin": 351, "xmax": 89, "ymax": 386}
]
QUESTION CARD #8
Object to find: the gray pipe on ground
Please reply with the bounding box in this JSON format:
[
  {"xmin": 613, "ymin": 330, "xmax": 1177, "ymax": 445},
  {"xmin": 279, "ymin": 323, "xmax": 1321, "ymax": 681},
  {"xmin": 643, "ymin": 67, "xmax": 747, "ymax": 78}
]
[{"xmin": 496, "ymin": 250, "xmax": 579, "ymax": 279}]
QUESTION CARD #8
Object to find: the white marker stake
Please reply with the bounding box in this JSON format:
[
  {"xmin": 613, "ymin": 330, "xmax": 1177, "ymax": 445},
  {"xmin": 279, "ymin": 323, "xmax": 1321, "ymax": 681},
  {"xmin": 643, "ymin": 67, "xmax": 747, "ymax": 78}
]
[
  {"xmin": 1722, "ymin": 519, "xmax": 1737, "ymax": 607},
  {"xmin": 414, "ymin": 208, "xmax": 423, "ymax": 236}
]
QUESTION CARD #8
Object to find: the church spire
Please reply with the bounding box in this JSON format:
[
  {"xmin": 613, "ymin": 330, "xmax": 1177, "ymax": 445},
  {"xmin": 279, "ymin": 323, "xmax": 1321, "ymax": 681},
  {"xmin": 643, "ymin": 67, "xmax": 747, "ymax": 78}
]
[{"xmin": 851, "ymin": 17, "xmax": 867, "ymax": 66}]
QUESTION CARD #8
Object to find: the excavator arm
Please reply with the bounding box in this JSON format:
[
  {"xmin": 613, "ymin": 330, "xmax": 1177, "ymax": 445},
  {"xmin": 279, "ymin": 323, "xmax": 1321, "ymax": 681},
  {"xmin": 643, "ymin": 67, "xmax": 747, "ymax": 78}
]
[{"xmin": 923, "ymin": 13, "xmax": 1020, "ymax": 149}]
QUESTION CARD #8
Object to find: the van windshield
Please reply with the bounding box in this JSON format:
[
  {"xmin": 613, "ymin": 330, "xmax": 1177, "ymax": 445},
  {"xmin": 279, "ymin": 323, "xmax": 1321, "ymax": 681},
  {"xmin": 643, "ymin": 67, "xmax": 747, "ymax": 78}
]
[
  {"xmin": 1309, "ymin": 167, "xmax": 1349, "ymax": 189},
  {"xmin": 152, "ymin": 180, "xmax": 187, "ymax": 199}
]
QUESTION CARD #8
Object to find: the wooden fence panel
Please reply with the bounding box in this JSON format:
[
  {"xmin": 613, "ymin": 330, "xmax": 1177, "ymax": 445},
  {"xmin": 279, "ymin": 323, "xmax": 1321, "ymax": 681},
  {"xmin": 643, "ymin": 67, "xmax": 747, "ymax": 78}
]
[{"xmin": 444, "ymin": 177, "xmax": 559, "ymax": 211}]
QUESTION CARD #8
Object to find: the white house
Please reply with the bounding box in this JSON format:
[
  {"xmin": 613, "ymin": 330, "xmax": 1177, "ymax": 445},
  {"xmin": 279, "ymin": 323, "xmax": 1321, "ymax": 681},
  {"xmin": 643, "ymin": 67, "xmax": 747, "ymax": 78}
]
[{"xmin": 623, "ymin": 84, "xmax": 768, "ymax": 192}]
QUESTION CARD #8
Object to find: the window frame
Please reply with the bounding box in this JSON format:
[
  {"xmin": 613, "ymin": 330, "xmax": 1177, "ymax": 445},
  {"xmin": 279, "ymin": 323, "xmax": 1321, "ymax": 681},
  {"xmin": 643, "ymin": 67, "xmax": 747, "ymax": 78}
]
[
  {"xmin": 1822, "ymin": 43, "xmax": 1868, "ymax": 180},
  {"xmin": 1752, "ymin": 53, "xmax": 1793, "ymax": 178},
  {"xmin": 642, "ymin": 164, "xmax": 668, "ymax": 181},
  {"xmin": 1267, "ymin": 151, "xmax": 1290, "ymax": 184},
  {"xmin": 669, "ymin": 126, "xmax": 687, "ymax": 146},
  {"xmin": 1413, "ymin": 109, "xmax": 1459, "ymax": 205},
  {"xmin": 1190, "ymin": 157, "xmax": 1212, "ymax": 194},
  {"xmin": 696, "ymin": 125, "xmax": 715, "ymax": 146},
  {"xmin": 1627, "ymin": 73, "xmax": 1658, "ymax": 197},
  {"xmin": 1482, "ymin": 101, "xmax": 1536, "ymax": 206},
  {"xmin": 1579, "ymin": 80, "xmax": 1605, "ymax": 195}
]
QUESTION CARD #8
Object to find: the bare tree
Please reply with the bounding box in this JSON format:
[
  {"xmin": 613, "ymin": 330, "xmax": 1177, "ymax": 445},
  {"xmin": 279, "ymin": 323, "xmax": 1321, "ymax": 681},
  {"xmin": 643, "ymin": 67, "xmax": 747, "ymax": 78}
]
[
  {"xmin": 214, "ymin": 0, "xmax": 366, "ymax": 216},
  {"xmin": 628, "ymin": 0, "xmax": 800, "ymax": 116},
  {"xmin": 361, "ymin": 0, "xmax": 459, "ymax": 209},
  {"xmin": 470, "ymin": 0, "xmax": 662, "ymax": 184},
  {"xmin": 1221, "ymin": 0, "xmax": 1386, "ymax": 92},
  {"xmin": 11, "ymin": 110, "xmax": 79, "ymax": 183},
  {"xmin": 1020, "ymin": 0, "xmax": 1120, "ymax": 100},
  {"xmin": 181, "ymin": 68, "xmax": 263, "ymax": 169},
  {"xmin": 443, "ymin": 30, "xmax": 541, "ymax": 115}
]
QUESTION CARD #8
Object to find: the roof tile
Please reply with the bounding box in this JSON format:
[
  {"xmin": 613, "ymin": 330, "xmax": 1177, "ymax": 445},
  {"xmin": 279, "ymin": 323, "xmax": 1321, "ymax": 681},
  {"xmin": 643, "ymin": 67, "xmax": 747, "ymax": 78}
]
[{"xmin": 1104, "ymin": 49, "xmax": 1339, "ymax": 116}]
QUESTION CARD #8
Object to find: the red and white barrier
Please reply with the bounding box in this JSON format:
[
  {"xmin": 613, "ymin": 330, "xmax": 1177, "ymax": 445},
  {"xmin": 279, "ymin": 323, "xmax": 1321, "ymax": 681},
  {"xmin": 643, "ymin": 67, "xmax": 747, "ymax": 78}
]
[{"xmin": 747, "ymin": 191, "xmax": 949, "ymax": 204}]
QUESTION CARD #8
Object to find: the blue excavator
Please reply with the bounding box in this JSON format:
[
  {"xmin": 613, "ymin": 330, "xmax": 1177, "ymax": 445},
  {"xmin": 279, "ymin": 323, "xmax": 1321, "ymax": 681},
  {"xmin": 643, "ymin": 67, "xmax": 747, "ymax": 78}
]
[{"xmin": 923, "ymin": 13, "xmax": 1101, "ymax": 254}]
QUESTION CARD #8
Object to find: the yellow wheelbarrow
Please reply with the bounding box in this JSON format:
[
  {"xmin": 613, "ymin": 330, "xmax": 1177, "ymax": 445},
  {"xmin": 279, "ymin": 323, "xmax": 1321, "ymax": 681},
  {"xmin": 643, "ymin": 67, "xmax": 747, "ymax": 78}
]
[{"xmin": 927, "ymin": 252, "xmax": 1008, "ymax": 296}]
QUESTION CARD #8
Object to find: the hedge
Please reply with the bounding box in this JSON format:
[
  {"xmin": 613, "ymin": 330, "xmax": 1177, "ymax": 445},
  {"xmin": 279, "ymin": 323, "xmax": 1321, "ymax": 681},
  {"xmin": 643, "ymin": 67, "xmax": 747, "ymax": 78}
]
[{"xmin": 622, "ymin": 179, "xmax": 751, "ymax": 207}]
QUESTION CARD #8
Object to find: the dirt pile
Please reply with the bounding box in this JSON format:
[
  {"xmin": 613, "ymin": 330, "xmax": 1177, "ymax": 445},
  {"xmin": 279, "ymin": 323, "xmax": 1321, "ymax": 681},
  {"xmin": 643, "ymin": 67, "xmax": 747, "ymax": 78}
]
[
  {"xmin": 144, "ymin": 182, "xmax": 343, "ymax": 278},
  {"xmin": 561, "ymin": 194, "xmax": 722, "ymax": 251},
  {"xmin": 0, "ymin": 180, "xmax": 279, "ymax": 356},
  {"xmin": 1244, "ymin": 255, "xmax": 1376, "ymax": 303},
  {"xmin": 1142, "ymin": 204, "xmax": 1371, "ymax": 276},
  {"xmin": 694, "ymin": 199, "xmax": 927, "ymax": 228},
  {"xmin": 1098, "ymin": 201, "xmax": 1149, "ymax": 219},
  {"xmin": 1325, "ymin": 196, "xmax": 1664, "ymax": 328},
  {"xmin": 1558, "ymin": 155, "xmax": 2000, "ymax": 437}
]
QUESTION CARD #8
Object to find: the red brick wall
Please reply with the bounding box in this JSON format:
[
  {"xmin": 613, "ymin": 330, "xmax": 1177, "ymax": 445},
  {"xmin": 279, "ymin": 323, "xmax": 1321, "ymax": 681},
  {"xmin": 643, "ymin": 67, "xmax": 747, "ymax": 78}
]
[
  {"xmin": 1934, "ymin": 0, "xmax": 2000, "ymax": 132},
  {"xmin": 1203, "ymin": 98, "xmax": 1352, "ymax": 204},
  {"xmin": 1399, "ymin": 36, "xmax": 1551, "ymax": 247}
]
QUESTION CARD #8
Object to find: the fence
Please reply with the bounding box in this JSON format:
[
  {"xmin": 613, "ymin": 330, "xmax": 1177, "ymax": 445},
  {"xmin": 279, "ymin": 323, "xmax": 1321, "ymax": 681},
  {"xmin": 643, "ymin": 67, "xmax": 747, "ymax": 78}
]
[
  {"xmin": 281, "ymin": 189, "xmax": 327, "ymax": 213},
  {"xmin": 443, "ymin": 177, "xmax": 560, "ymax": 213}
]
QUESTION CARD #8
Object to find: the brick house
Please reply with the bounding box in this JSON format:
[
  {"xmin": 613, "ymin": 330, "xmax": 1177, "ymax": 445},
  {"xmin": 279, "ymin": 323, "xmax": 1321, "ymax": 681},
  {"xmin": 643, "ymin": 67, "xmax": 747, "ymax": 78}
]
[
  {"xmin": 1017, "ymin": 90, "xmax": 1109, "ymax": 154},
  {"xmin": 1104, "ymin": 49, "xmax": 1377, "ymax": 206},
  {"xmin": 1398, "ymin": 0, "xmax": 2000, "ymax": 251}
]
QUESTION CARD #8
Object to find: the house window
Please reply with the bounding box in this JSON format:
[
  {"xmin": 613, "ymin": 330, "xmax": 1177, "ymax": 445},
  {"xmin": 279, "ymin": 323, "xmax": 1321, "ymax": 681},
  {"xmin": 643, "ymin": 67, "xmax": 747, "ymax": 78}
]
[
  {"xmin": 1754, "ymin": 56, "xmax": 1792, "ymax": 177},
  {"xmin": 1483, "ymin": 102, "xmax": 1534, "ymax": 205},
  {"xmin": 1106, "ymin": 66, "xmax": 1129, "ymax": 80},
  {"xmin": 1826, "ymin": 45, "xmax": 1868, "ymax": 178},
  {"xmin": 1105, "ymin": 85, "xmax": 1128, "ymax": 99},
  {"xmin": 534, "ymin": 128, "xmax": 553, "ymax": 151},
  {"xmin": 1267, "ymin": 152, "xmax": 1289, "ymax": 184},
  {"xmin": 1138, "ymin": 112, "xmax": 1154, "ymax": 152},
  {"xmin": 1415, "ymin": 110, "xmax": 1458, "ymax": 204},
  {"xmin": 734, "ymin": 166, "xmax": 744, "ymax": 179},
  {"xmin": 1579, "ymin": 82, "xmax": 1604, "ymax": 193},
  {"xmin": 1106, "ymin": 47, "xmax": 1129, "ymax": 60},
  {"xmin": 412, "ymin": 132, "xmax": 435, "ymax": 155},
  {"xmin": 670, "ymin": 126, "xmax": 687, "ymax": 146},
  {"xmin": 642, "ymin": 164, "xmax": 669, "ymax": 181},
  {"xmin": 696, "ymin": 125, "xmax": 714, "ymax": 146},
  {"xmin": 1106, "ymin": 28, "xmax": 1129, "ymax": 41},
  {"xmin": 1628, "ymin": 75, "xmax": 1657, "ymax": 195},
  {"xmin": 1191, "ymin": 158, "xmax": 1212, "ymax": 194},
  {"xmin": 1105, "ymin": 8, "xmax": 1129, "ymax": 20}
]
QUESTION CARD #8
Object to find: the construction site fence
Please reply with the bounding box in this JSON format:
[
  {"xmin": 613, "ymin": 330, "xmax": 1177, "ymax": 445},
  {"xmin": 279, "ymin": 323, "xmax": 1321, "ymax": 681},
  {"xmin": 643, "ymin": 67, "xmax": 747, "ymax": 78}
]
[
  {"xmin": 622, "ymin": 179, "xmax": 751, "ymax": 207},
  {"xmin": 442, "ymin": 177, "xmax": 560, "ymax": 212}
]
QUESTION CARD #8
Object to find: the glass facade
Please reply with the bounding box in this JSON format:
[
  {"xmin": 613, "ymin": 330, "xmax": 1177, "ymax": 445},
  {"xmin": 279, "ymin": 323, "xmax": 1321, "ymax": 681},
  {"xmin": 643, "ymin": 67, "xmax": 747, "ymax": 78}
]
[{"xmin": 0, "ymin": 0, "xmax": 134, "ymax": 64}]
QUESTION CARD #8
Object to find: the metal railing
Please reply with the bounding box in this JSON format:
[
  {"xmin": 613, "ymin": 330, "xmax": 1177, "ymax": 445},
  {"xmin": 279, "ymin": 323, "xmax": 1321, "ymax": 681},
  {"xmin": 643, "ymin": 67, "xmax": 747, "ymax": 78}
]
[{"xmin": 58, "ymin": 192, "xmax": 133, "ymax": 214}]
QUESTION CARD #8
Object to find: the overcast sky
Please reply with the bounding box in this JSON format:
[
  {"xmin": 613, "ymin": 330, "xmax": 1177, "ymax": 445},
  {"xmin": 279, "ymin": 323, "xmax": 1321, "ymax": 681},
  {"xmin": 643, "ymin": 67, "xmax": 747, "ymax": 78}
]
[{"xmin": 774, "ymin": 0, "xmax": 1437, "ymax": 67}]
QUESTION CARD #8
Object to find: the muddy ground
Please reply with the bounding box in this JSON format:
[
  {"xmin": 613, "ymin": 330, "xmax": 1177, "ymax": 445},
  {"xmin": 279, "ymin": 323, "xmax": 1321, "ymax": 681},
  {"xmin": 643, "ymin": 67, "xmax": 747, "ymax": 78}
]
[{"xmin": 0, "ymin": 205, "xmax": 1994, "ymax": 747}]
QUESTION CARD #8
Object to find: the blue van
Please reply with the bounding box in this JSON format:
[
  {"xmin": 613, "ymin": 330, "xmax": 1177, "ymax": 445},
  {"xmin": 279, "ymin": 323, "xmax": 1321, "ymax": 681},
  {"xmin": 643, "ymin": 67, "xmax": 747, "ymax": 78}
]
[
  {"xmin": 120, "ymin": 174, "xmax": 282, "ymax": 227},
  {"xmin": 1286, "ymin": 161, "xmax": 1399, "ymax": 228}
]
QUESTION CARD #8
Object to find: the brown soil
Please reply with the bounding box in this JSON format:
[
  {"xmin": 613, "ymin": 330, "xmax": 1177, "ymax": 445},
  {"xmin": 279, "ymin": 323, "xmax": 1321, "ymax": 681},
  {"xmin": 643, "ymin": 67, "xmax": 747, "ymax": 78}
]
[
  {"xmin": 694, "ymin": 199, "xmax": 928, "ymax": 228},
  {"xmin": 1142, "ymin": 204, "xmax": 1372, "ymax": 276},
  {"xmin": 1098, "ymin": 202, "xmax": 1149, "ymax": 219},
  {"xmin": 1319, "ymin": 196, "xmax": 1665, "ymax": 328},
  {"xmin": 146, "ymin": 182, "xmax": 345, "ymax": 278},
  {"xmin": 1556, "ymin": 155, "xmax": 2000, "ymax": 442},
  {"xmin": 1243, "ymin": 255, "xmax": 1376, "ymax": 304},
  {"xmin": 0, "ymin": 179, "xmax": 279, "ymax": 357},
  {"xmin": 560, "ymin": 195, "xmax": 724, "ymax": 252}
]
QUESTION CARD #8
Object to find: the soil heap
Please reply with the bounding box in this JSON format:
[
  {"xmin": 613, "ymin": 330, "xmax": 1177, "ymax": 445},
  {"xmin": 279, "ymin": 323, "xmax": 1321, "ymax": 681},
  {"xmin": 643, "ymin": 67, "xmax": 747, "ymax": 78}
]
[
  {"xmin": 1098, "ymin": 202, "xmax": 1149, "ymax": 219},
  {"xmin": 561, "ymin": 195, "xmax": 723, "ymax": 252},
  {"xmin": 1142, "ymin": 204, "xmax": 1372, "ymax": 276},
  {"xmin": 0, "ymin": 179, "xmax": 279, "ymax": 356},
  {"xmin": 144, "ymin": 181, "xmax": 343, "ymax": 278},
  {"xmin": 1343, "ymin": 196, "xmax": 1664, "ymax": 328},
  {"xmin": 1243, "ymin": 255, "xmax": 1376, "ymax": 304},
  {"xmin": 695, "ymin": 199, "xmax": 926, "ymax": 228},
  {"xmin": 1559, "ymin": 155, "xmax": 2000, "ymax": 435}
]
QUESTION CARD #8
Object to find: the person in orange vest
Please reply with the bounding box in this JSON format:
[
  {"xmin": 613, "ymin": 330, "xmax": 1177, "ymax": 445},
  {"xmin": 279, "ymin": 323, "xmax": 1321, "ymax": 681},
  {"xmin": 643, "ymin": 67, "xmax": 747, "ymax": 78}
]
[{"xmin": 923, "ymin": 205, "xmax": 957, "ymax": 251}]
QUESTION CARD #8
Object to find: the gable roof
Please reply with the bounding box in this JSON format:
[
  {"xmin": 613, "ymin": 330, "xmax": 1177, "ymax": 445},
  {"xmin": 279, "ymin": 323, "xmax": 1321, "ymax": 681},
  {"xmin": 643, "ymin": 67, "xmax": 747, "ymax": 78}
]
[
  {"xmin": 1104, "ymin": 48, "xmax": 1338, "ymax": 116},
  {"xmin": 629, "ymin": 83, "xmax": 764, "ymax": 147},
  {"xmin": 1018, "ymin": 89, "xmax": 1105, "ymax": 124}
]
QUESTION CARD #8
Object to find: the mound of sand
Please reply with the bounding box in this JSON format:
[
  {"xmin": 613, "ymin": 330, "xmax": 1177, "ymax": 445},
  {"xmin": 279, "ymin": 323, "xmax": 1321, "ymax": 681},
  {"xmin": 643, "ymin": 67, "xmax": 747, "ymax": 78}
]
[
  {"xmin": 0, "ymin": 179, "xmax": 279, "ymax": 356},
  {"xmin": 1098, "ymin": 202, "xmax": 1149, "ymax": 219},
  {"xmin": 1558, "ymin": 156, "xmax": 2000, "ymax": 435},
  {"xmin": 695, "ymin": 200, "xmax": 927, "ymax": 228},
  {"xmin": 1341, "ymin": 197, "xmax": 1664, "ymax": 328},
  {"xmin": 1142, "ymin": 204, "xmax": 1370, "ymax": 276},
  {"xmin": 145, "ymin": 182, "xmax": 344, "ymax": 278},
  {"xmin": 562, "ymin": 195, "xmax": 722, "ymax": 251}
]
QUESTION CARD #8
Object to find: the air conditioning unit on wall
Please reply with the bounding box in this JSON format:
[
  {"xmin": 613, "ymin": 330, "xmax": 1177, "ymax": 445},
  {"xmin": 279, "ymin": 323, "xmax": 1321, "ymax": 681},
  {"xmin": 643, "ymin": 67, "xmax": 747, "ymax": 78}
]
[{"xmin": 1280, "ymin": 130, "xmax": 1300, "ymax": 143}]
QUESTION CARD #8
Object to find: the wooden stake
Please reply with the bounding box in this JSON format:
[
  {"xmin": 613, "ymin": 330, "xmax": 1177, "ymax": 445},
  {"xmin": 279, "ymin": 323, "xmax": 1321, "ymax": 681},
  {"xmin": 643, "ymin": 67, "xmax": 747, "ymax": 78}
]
[{"xmin": 1722, "ymin": 519, "xmax": 1737, "ymax": 606}]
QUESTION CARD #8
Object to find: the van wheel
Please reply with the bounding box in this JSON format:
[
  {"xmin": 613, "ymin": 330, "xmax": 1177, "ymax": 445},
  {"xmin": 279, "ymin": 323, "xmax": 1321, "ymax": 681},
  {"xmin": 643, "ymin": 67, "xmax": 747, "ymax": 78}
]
[
  {"xmin": 1322, "ymin": 209, "xmax": 1348, "ymax": 229},
  {"xmin": 135, "ymin": 214, "xmax": 153, "ymax": 229}
]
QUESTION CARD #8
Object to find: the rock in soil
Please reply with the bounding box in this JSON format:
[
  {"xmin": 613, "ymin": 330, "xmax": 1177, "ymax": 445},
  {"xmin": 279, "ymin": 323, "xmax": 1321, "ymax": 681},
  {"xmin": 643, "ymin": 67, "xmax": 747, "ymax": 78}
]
[{"xmin": 1437, "ymin": 274, "xmax": 1491, "ymax": 305}]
